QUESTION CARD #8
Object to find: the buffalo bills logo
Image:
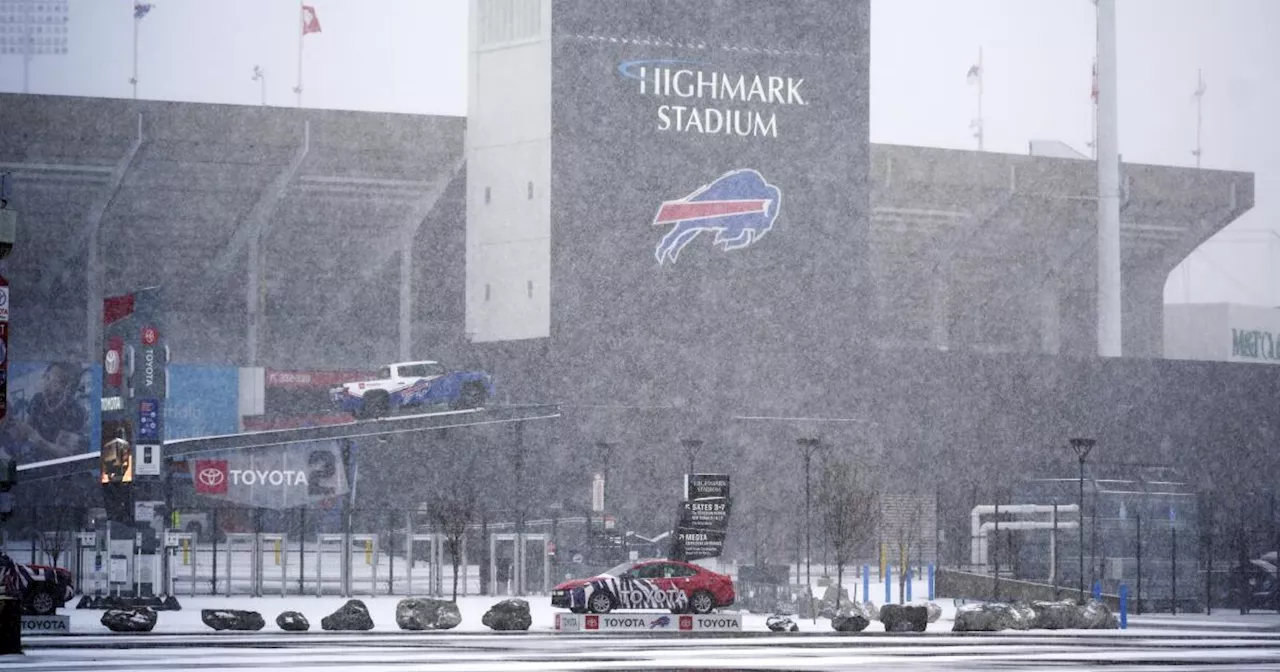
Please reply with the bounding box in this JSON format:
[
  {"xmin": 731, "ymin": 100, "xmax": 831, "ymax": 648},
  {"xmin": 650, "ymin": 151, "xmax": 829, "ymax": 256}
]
[
  {"xmin": 653, "ymin": 169, "xmax": 781, "ymax": 265},
  {"xmin": 649, "ymin": 615, "xmax": 671, "ymax": 628}
]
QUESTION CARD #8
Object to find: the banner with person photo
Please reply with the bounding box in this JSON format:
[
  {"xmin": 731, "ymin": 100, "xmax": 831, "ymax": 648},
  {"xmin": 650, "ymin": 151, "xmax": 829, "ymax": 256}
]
[{"xmin": 0, "ymin": 361, "xmax": 102, "ymax": 467}]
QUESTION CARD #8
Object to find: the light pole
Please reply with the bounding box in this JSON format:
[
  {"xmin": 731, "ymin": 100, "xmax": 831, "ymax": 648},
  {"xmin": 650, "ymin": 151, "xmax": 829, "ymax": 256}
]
[
  {"xmin": 1068, "ymin": 438, "xmax": 1096, "ymax": 602},
  {"xmin": 797, "ymin": 436, "xmax": 824, "ymax": 616},
  {"xmin": 681, "ymin": 438, "xmax": 704, "ymax": 482},
  {"xmin": 252, "ymin": 65, "xmax": 267, "ymax": 106}
]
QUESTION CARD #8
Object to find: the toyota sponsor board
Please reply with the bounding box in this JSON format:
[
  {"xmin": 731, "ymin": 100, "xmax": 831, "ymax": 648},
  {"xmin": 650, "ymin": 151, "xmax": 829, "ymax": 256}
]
[
  {"xmin": 554, "ymin": 612, "xmax": 741, "ymax": 633},
  {"xmin": 21, "ymin": 615, "xmax": 70, "ymax": 634},
  {"xmin": 101, "ymin": 287, "xmax": 167, "ymax": 484},
  {"xmin": 192, "ymin": 439, "xmax": 347, "ymax": 509}
]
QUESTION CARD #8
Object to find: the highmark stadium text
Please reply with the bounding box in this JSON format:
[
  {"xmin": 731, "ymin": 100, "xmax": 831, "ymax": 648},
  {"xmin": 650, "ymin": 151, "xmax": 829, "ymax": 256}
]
[{"xmin": 621, "ymin": 61, "xmax": 807, "ymax": 137}]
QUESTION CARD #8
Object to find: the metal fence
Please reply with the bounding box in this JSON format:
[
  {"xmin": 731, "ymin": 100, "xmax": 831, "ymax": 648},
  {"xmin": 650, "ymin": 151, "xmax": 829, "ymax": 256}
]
[{"xmin": 0, "ymin": 505, "xmax": 569, "ymax": 599}]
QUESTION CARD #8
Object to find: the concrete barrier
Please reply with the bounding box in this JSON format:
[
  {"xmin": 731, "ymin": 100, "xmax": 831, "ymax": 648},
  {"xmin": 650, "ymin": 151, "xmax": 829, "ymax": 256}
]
[{"xmin": 937, "ymin": 568, "xmax": 1121, "ymax": 611}]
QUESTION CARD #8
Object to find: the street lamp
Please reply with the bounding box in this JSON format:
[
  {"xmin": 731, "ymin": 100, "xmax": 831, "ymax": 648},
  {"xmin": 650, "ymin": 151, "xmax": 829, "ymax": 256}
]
[
  {"xmin": 681, "ymin": 438, "xmax": 704, "ymax": 480},
  {"xmin": 796, "ymin": 436, "xmax": 825, "ymax": 616},
  {"xmin": 1067, "ymin": 437, "xmax": 1096, "ymax": 602}
]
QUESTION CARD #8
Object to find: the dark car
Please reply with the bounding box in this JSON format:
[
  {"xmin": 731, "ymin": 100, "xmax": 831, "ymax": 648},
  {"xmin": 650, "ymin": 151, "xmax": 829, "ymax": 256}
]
[
  {"xmin": 551, "ymin": 558, "xmax": 736, "ymax": 615},
  {"xmin": 1, "ymin": 552, "xmax": 76, "ymax": 615}
]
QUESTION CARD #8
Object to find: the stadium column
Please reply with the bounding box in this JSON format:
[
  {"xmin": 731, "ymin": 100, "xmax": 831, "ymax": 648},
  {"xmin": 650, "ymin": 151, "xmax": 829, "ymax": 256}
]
[
  {"xmin": 1095, "ymin": 0, "xmax": 1123, "ymax": 357},
  {"xmin": 398, "ymin": 230, "xmax": 412, "ymax": 360},
  {"xmin": 1039, "ymin": 275, "xmax": 1061, "ymax": 355},
  {"xmin": 84, "ymin": 114, "xmax": 143, "ymax": 362},
  {"xmin": 929, "ymin": 260, "xmax": 951, "ymax": 350},
  {"xmin": 244, "ymin": 121, "xmax": 310, "ymax": 365}
]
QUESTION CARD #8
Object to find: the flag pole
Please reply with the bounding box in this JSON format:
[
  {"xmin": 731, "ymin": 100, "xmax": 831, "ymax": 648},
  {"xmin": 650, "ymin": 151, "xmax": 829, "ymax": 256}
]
[
  {"xmin": 1192, "ymin": 68, "xmax": 1205, "ymax": 168},
  {"xmin": 295, "ymin": 0, "xmax": 304, "ymax": 108},
  {"xmin": 976, "ymin": 46, "xmax": 984, "ymax": 151},
  {"xmin": 131, "ymin": 9, "xmax": 139, "ymax": 99}
]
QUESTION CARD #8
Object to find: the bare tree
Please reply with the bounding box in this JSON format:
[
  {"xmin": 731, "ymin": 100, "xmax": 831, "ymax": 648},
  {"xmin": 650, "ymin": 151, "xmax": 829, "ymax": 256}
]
[
  {"xmin": 891, "ymin": 497, "xmax": 926, "ymax": 604},
  {"xmin": 818, "ymin": 458, "xmax": 878, "ymax": 614},
  {"xmin": 427, "ymin": 484, "xmax": 475, "ymax": 602},
  {"xmin": 37, "ymin": 507, "xmax": 79, "ymax": 568}
]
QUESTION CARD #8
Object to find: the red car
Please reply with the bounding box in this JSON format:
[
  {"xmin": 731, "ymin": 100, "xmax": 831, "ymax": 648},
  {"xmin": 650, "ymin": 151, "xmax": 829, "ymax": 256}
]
[
  {"xmin": 551, "ymin": 559, "xmax": 735, "ymax": 614},
  {"xmin": 1, "ymin": 552, "xmax": 76, "ymax": 615}
]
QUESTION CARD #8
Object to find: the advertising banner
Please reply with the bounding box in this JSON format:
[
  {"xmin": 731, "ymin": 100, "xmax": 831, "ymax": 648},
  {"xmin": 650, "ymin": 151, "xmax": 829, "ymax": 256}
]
[
  {"xmin": 101, "ymin": 287, "xmax": 166, "ymax": 483},
  {"xmin": 554, "ymin": 612, "xmax": 741, "ymax": 633},
  {"xmin": 191, "ymin": 439, "xmax": 348, "ymax": 510},
  {"xmin": 166, "ymin": 364, "xmax": 239, "ymax": 440},
  {"xmin": 0, "ymin": 361, "xmax": 101, "ymax": 466}
]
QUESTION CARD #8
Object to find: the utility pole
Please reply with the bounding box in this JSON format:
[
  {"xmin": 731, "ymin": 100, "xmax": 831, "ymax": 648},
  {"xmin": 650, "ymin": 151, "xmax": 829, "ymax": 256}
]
[{"xmin": 1067, "ymin": 438, "xmax": 1096, "ymax": 602}]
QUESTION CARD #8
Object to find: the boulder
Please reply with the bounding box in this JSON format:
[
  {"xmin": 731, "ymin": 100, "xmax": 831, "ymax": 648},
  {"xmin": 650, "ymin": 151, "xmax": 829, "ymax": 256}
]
[
  {"xmin": 276, "ymin": 611, "xmax": 310, "ymax": 632},
  {"xmin": 75, "ymin": 595, "xmax": 96, "ymax": 610},
  {"xmin": 1079, "ymin": 599, "xmax": 1119, "ymax": 630},
  {"xmin": 396, "ymin": 598, "xmax": 462, "ymax": 631},
  {"xmin": 201, "ymin": 609, "xmax": 265, "ymax": 631},
  {"xmin": 952, "ymin": 602, "xmax": 1035, "ymax": 632},
  {"xmin": 923, "ymin": 602, "xmax": 942, "ymax": 623},
  {"xmin": 101, "ymin": 608, "xmax": 157, "ymax": 633},
  {"xmin": 482, "ymin": 599, "xmax": 531, "ymax": 631},
  {"xmin": 832, "ymin": 613, "xmax": 870, "ymax": 632},
  {"xmin": 320, "ymin": 599, "xmax": 374, "ymax": 631},
  {"xmin": 1030, "ymin": 600, "xmax": 1083, "ymax": 630},
  {"xmin": 159, "ymin": 596, "xmax": 183, "ymax": 612},
  {"xmin": 818, "ymin": 584, "xmax": 855, "ymax": 619},
  {"xmin": 830, "ymin": 600, "xmax": 872, "ymax": 632},
  {"xmin": 863, "ymin": 601, "xmax": 880, "ymax": 621},
  {"xmin": 1008, "ymin": 602, "xmax": 1035, "ymax": 630},
  {"xmin": 766, "ymin": 615, "xmax": 799, "ymax": 632},
  {"xmin": 879, "ymin": 604, "xmax": 928, "ymax": 632}
]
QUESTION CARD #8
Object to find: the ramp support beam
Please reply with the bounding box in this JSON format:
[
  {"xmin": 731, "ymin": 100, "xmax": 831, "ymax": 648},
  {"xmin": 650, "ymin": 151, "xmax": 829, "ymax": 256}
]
[{"xmin": 85, "ymin": 113, "xmax": 144, "ymax": 361}]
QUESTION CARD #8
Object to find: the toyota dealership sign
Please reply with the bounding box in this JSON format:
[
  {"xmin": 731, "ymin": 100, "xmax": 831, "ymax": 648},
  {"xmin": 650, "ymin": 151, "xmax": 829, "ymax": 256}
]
[{"xmin": 193, "ymin": 440, "xmax": 347, "ymax": 509}]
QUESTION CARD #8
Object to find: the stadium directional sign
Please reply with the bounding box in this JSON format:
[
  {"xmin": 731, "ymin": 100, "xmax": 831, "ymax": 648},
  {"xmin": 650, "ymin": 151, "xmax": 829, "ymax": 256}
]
[
  {"xmin": 679, "ymin": 497, "xmax": 731, "ymax": 531},
  {"xmin": 673, "ymin": 473, "xmax": 733, "ymax": 560},
  {"xmin": 686, "ymin": 474, "xmax": 729, "ymax": 501}
]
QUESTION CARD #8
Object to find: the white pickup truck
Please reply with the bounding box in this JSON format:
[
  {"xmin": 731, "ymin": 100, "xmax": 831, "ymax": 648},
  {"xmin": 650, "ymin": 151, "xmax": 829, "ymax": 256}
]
[{"xmin": 329, "ymin": 360, "xmax": 494, "ymax": 419}]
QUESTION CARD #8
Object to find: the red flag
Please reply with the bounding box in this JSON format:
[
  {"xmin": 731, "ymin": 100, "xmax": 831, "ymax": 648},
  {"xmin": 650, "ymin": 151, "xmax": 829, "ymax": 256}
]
[{"xmin": 302, "ymin": 5, "xmax": 321, "ymax": 35}]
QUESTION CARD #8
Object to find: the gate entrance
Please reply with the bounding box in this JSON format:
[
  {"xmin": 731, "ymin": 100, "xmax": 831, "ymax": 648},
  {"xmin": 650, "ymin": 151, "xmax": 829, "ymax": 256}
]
[{"xmin": 489, "ymin": 533, "xmax": 550, "ymax": 596}]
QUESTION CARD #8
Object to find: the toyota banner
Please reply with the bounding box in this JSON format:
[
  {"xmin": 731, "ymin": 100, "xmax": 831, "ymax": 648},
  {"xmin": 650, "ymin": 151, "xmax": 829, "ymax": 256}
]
[{"xmin": 192, "ymin": 439, "xmax": 348, "ymax": 510}]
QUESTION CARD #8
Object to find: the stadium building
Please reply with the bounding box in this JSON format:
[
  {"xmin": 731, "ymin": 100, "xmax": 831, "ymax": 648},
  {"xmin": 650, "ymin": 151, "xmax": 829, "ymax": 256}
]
[{"xmin": 0, "ymin": 0, "xmax": 1273, "ymax": 604}]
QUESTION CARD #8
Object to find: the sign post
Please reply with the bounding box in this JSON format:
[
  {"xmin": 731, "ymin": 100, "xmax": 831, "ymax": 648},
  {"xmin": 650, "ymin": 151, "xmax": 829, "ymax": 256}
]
[
  {"xmin": 672, "ymin": 474, "xmax": 731, "ymax": 561},
  {"xmin": 0, "ymin": 273, "xmax": 9, "ymax": 423}
]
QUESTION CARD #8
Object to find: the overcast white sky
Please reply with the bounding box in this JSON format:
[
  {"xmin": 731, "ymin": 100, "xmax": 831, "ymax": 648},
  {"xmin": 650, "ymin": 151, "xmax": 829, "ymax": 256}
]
[{"xmin": 1, "ymin": 0, "xmax": 1276, "ymax": 305}]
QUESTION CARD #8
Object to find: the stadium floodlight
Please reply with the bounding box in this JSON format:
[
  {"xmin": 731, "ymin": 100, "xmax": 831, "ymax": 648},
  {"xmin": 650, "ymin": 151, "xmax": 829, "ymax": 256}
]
[{"xmin": 0, "ymin": 0, "xmax": 70, "ymax": 93}]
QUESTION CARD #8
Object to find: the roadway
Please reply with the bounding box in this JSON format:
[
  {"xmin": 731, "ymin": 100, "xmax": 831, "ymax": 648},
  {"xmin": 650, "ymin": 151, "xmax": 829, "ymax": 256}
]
[{"xmin": 13, "ymin": 630, "xmax": 1280, "ymax": 671}]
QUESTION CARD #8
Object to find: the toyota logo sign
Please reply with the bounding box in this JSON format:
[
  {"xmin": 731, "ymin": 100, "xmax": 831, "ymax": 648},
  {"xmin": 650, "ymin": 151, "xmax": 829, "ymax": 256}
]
[
  {"xmin": 104, "ymin": 349, "xmax": 120, "ymax": 375},
  {"xmin": 193, "ymin": 460, "xmax": 229, "ymax": 495}
]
